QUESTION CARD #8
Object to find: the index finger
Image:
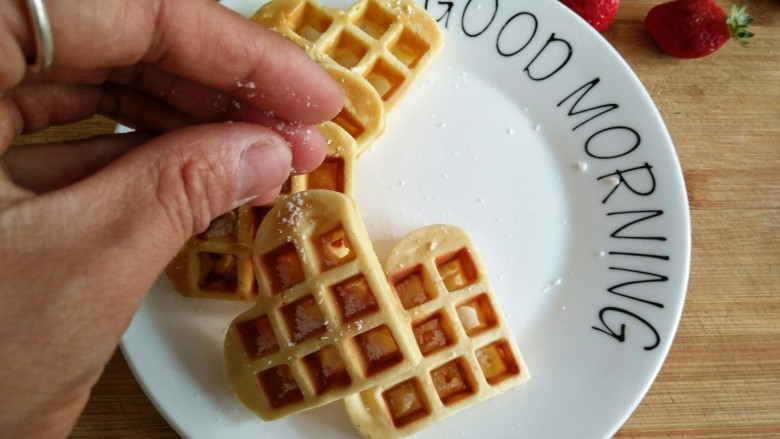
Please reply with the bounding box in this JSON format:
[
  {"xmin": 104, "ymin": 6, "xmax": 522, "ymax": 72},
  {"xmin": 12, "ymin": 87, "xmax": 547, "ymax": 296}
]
[{"xmin": 9, "ymin": 0, "xmax": 344, "ymax": 124}]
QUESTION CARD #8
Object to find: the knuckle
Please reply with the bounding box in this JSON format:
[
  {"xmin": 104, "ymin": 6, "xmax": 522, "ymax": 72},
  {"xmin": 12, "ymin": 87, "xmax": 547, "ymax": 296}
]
[{"xmin": 154, "ymin": 150, "xmax": 233, "ymax": 237}]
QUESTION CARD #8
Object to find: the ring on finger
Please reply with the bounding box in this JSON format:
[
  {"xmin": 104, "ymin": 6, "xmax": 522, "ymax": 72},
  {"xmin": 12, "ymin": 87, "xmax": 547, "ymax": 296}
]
[{"xmin": 24, "ymin": 0, "xmax": 55, "ymax": 73}]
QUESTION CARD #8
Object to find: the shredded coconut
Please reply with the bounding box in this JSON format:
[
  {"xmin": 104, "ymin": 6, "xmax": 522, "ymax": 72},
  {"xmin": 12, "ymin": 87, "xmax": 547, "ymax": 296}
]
[
  {"xmin": 457, "ymin": 305, "xmax": 480, "ymax": 330},
  {"xmin": 277, "ymin": 373, "xmax": 297, "ymax": 398},
  {"xmin": 398, "ymin": 393, "xmax": 416, "ymax": 414},
  {"xmin": 341, "ymin": 291, "xmax": 367, "ymax": 318},
  {"xmin": 201, "ymin": 213, "xmax": 236, "ymax": 238},
  {"xmin": 363, "ymin": 338, "xmax": 389, "ymax": 361},
  {"xmin": 414, "ymin": 319, "xmax": 446, "ymax": 352},
  {"xmin": 256, "ymin": 332, "xmax": 277, "ymax": 354},
  {"xmin": 293, "ymin": 304, "xmax": 322, "ymax": 341},
  {"xmin": 281, "ymin": 198, "xmax": 304, "ymax": 227}
]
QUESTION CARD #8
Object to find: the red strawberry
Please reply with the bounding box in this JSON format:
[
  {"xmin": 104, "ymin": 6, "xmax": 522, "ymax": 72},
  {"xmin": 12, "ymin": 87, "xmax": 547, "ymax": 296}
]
[
  {"xmin": 560, "ymin": 0, "xmax": 621, "ymax": 33},
  {"xmin": 645, "ymin": 0, "xmax": 754, "ymax": 59}
]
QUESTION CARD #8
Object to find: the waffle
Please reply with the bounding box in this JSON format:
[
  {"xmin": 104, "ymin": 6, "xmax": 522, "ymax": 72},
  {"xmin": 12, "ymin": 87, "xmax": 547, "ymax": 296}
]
[
  {"xmin": 343, "ymin": 224, "xmax": 530, "ymax": 438},
  {"xmin": 164, "ymin": 122, "xmax": 356, "ymax": 300},
  {"xmin": 320, "ymin": 62, "xmax": 385, "ymax": 155},
  {"xmin": 252, "ymin": 0, "xmax": 444, "ymax": 151},
  {"xmin": 223, "ymin": 190, "xmax": 422, "ymax": 420}
]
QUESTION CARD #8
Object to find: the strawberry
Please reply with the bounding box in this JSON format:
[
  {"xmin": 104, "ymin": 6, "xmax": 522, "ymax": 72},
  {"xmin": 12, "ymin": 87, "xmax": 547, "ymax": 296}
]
[
  {"xmin": 645, "ymin": 0, "xmax": 754, "ymax": 59},
  {"xmin": 560, "ymin": 0, "xmax": 621, "ymax": 33}
]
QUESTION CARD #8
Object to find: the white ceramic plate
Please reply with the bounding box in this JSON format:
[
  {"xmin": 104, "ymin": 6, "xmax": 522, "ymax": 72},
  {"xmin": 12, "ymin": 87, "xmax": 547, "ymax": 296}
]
[{"xmin": 121, "ymin": 0, "xmax": 691, "ymax": 437}]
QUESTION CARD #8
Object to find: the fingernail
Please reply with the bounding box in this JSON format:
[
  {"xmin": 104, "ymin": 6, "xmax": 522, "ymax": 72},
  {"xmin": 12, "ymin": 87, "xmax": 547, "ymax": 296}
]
[{"xmin": 238, "ymin": 140, "xmax": 292, "ymax": 201}]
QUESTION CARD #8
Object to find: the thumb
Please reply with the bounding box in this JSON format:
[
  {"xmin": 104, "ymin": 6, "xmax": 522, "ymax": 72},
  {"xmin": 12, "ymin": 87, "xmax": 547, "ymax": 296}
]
[
  {"xmin": 91, "ymin": 121, "xmax": 292, "ymax": 247},
  {"xmin": 31, "ymin": 122, "xmax": 293, "ymax": 301}
]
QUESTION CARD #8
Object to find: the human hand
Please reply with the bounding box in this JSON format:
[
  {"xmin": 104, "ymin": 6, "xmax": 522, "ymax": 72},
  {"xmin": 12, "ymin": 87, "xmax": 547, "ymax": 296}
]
[{"xmin": 0, "ymin": 1, "xmax": 343, "ymax": 437}]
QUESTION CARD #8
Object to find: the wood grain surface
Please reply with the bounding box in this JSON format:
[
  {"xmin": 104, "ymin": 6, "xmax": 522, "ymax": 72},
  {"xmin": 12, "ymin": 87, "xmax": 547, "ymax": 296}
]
[{"xmin": 10, "ymin": 0, "xmax": 779, "ymax": 437}]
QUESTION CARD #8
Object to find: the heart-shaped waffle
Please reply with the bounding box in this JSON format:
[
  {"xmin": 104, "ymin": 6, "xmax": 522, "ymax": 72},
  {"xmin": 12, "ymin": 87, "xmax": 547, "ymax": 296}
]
[
  {"xmin": 224, "ymin": 190, "xmax": 422, "ymax": 419},
  {"xmin": 253, "ymin": 0, "xmax": 444, "ymax": 154},
  {"xmin": 344, "ymin": 224, "xmax": 530, "ymax": 438}
]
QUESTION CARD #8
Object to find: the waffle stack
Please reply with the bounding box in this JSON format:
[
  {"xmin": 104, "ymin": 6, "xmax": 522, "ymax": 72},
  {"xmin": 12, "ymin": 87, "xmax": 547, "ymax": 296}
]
[
  {"xmin": 224, "ymin": 190, "xmax": 422, "ymax": 419},
  {"xmin": 344, "ymin": 224, "xmax": 530, "ymax": 438},
  {"xmin": 165, "ymin": 122, "xmax": 356, "ymax": 300}
]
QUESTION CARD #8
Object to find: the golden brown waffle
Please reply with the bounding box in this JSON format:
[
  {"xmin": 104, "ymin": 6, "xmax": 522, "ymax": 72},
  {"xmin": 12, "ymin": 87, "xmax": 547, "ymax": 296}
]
[
  {"xmin": 280, "ymin": 121, "xmax": 358, "ymax": 196},
  {"xmin": 343, "ymin": 224, "xmax": 530, "ymax": 438},
  {"xmin": 253, "ymin": 0, "xmax": 444, "ymax": 148},
  {"xmin": 223, "ymin": 190, "xmax": 422, "ymax": 420},
  {"xmin": 165, "ymin": 122, "xmax": 356, "ymax": 300},
  {"xmin": 320, "ymin": 63, "xmax": 385, "ymax": 155}
]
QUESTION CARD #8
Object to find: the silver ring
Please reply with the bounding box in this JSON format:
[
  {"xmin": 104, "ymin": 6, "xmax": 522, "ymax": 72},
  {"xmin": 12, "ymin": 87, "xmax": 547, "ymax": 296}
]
[{"xmin": 24, "ymin": 0, "xmax": 54, "ymax": 73}]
